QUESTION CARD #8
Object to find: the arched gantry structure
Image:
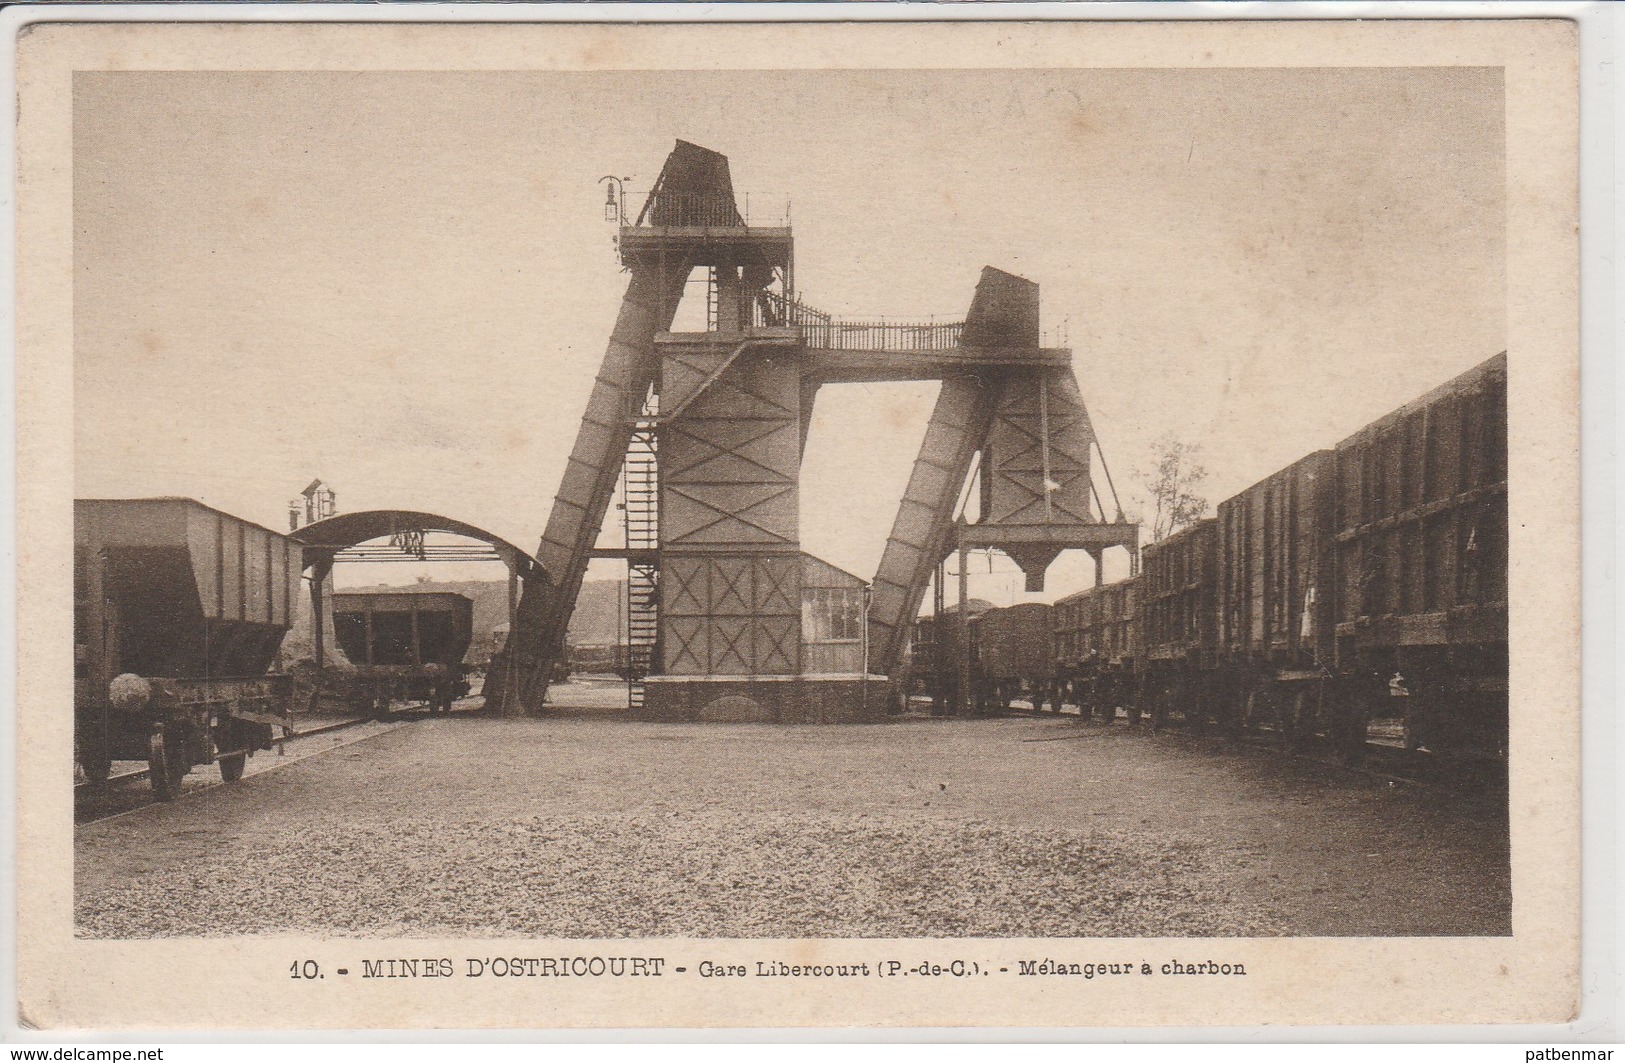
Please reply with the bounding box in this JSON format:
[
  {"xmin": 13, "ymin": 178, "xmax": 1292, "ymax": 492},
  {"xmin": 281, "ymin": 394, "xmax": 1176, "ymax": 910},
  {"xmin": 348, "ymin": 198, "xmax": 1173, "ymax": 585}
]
[
  {"xmin": 292, "ymin": 510, "xmax": 543, "ymax": 713},
  {"xmin": 498, "ymin": 140, "xmax": 1137, "ymax": 721}
]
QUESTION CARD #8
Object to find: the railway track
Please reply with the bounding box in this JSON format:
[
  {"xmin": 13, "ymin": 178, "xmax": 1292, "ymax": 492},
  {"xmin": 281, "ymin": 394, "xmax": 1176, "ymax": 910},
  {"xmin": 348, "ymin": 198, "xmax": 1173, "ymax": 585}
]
[
  {"xmin": 74, "ymin": 715, "xmax": 375, "ymax": 796},
  {"xmin": 73, "ymin": 713, "xmax": 420, "ymax": 824},
  {"xmin": 92, "ymin": 766, "xmax": 151, "ymax": 789},
  {"xmin": 994, "ymin": 702, "xmax": 1503, "ymax": 789}
]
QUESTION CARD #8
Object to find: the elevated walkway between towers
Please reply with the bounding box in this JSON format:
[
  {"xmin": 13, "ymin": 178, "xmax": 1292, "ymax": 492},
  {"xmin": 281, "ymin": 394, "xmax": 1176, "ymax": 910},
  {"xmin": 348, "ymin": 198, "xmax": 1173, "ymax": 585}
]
[
  {"xmin": 747, "ymin": 293, "xmax": 1071, "ymax": 383},
  {"xmin": 619, "ymin": 193, "xmax": 1068, "ymax": 379}
]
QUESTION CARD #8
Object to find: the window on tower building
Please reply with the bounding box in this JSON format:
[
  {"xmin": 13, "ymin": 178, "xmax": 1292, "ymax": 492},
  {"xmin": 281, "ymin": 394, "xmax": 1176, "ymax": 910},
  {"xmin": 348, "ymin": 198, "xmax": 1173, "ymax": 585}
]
[{"xmin": 802, "ymin": 587, "xmax": 864, "ymax": 643}]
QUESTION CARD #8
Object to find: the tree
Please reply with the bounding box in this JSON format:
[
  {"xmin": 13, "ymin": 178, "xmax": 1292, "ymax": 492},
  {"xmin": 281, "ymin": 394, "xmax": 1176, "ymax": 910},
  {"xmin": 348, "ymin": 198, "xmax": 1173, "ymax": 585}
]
[{"xmin": 1135, "ymin": 434, "xmax": 1210, "ymax": 544}]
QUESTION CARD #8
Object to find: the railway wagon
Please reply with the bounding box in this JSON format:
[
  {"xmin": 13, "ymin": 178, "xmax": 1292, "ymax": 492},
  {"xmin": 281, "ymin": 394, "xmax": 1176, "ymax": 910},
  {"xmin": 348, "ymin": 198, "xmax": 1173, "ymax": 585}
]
[
  {"xmin": 1054, "ymin": 582, "xmax": 1140, "ymax": 723},
  {"xmin": 903, "ymin": 614, "xmax": 942, "ymax": 711},
  {"xmin": 1053, "ymin": 587, "xmax": 1092, "ymax": 674},
  {"xmin": 1215, "ymin": 449, "xmax": 1340, "ymax": 748},
  {"xmin": 1331, "ymin": 352, "xmax": 1508, "ymax": 756},
  {"xmin": 332, "ymin": 591, "xmax": 474, "ymax": 716},
  {"xmin": 1140, "ymin": 519, "xmax": 1221, "ymax": 731},
  {"xmin": 905, "ymin": 599, "xmax": 993, "ymax": 714},
  {"xmin": 75, "ymin": 498, "xmax": 301, "ymax": 799},
  {"xmin": 971, "ymin": 602, "xmax": 1056, "ymax": 713},
  {"xmin": 1053, "ymin": 586, "xmax": 1097, "ymax": 712},
  {"xmin": 1094, "ymin": 576, "xmax": 1142, "ymax": 723}
]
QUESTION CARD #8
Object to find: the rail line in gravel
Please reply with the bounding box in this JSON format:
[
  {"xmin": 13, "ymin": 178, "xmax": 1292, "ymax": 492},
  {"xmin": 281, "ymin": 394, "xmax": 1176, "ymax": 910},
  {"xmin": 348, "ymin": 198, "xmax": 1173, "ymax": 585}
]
[
  {"xmin": 73, "ymin": 716, "xmax": 377, "ymax": 796},
  {"xmin": 993, "ymin": 704, "xmax": 1472, "ymax": 789},
  {"xmin": 74, "ymin": 715, "xmax": 408, "ymax": 826}
]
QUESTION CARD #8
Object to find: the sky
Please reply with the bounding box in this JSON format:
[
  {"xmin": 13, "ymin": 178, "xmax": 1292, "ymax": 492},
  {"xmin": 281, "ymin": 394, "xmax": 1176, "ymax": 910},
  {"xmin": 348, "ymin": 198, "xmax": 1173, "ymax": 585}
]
[{"xmin": 74, "ymin": 67, "xmax": 1504, "ymax": 602}]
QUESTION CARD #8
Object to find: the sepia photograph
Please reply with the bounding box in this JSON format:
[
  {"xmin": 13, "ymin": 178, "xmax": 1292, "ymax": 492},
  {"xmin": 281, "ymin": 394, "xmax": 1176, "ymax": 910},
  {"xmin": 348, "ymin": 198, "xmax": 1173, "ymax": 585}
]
[{"xmin": 13, "ymin": 15, "xmax": 1582, "ymax": 1031}]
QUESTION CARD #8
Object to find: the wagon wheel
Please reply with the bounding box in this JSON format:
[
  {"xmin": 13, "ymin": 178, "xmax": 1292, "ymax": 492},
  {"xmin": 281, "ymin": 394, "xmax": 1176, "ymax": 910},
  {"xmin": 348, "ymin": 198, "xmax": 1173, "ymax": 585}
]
[
  {"xmin": 218, "ymin": 750, "xmax": 247, "ymax": 782},
  {"xmin": 147, "ymin": 730, "xmax": 186, "ymax": 801},
  {"xmin": 1266, "ymin": 685, "xmax": 1292, "ymax": 751},
  {"xmin": 1339, "ymin": 677, "xmax": 1376, "ymax": 766},
  {"xmin": 214, "ymin": 721, "xmax": 245, "ymax": 786},
  {"xmin": 1189, "ymin": 686, "xmax": 1210, "ymax": 736},
  {"xmin": 1285, "ymin": 687, "xmax": 1308, "ymax": 753},
  {"xmin": 217, "ymin": 715, "xmax": 251, "ymax": 783},
  {"xmin": 78, "ymin": 747, "xmax": 112, "ymax": 786},
  {"xmin": 1221, "ymin": 681, "xmax": 1246, "ymax": 738}
]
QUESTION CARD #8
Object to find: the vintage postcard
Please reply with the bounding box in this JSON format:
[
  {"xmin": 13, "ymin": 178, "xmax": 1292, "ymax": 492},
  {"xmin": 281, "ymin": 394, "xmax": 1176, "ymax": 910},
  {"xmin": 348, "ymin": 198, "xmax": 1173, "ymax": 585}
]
[{"xmin": 12, "ymin": 14, "xmax": 1580, "ymax": 1030}]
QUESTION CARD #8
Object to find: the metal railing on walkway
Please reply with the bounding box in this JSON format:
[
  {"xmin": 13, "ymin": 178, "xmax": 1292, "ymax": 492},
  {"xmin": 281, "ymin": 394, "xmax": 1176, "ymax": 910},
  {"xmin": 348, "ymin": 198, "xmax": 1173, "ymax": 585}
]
[
  {"xmin": 754, "ymin": 291, "xmax": 965, "ymax": 352},
  {"xmin": 628, "ymin": 190, "xmax": 790, "ymax": 229}
]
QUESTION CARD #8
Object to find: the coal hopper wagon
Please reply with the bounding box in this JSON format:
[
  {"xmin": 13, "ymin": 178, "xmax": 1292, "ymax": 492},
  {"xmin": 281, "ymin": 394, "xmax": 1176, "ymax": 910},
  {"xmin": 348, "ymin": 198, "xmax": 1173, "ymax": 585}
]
[
  {"xmin": 74, "ymin": 498, "xmax": 301, "ymax": 799},
  {"xmin": 331, "ymin": 591, "xmax": 474, "ymax": 716}
]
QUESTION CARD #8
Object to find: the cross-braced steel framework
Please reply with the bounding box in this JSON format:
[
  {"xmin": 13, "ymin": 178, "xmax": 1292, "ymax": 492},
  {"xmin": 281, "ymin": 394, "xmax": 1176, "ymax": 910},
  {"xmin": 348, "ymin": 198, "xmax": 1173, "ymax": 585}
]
[{"xmin": 493, "ymin": 141, "xmax": 1137, "ymax": 720}]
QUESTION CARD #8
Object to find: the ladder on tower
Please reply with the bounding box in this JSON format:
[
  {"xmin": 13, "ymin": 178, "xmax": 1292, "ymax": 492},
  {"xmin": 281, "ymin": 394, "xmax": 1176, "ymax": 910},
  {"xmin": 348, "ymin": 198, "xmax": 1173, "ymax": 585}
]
[
  {"xmin": 623, "ymin": 392, "xmax": 660, "ymax": 709},
  {"xmin": 706, "ymin": 265, "xmax": 719, "ymax": 332}
]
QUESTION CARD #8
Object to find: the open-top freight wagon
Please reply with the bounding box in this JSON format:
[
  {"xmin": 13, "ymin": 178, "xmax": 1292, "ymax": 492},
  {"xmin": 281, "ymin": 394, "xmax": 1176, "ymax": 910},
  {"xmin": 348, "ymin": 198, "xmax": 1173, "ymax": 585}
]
[
  {"xmin": 1123, "ymin": 352, "xmax": 1508, "ymax": 760},
  {"xmin": 1055, "ymin": 577, "xmax": 1142, "ymax": 723},
  {"xmin": 969, "ymin": 602, "xmax": 1056, "ymax": 714},
  {"xmin": 1214, "ymin": 448, "xmax": 1341, "ymax": 748},
  {"xmin": 75, "ymin": 498, "xmax": 301, "ymax": 799},
  {"xmin": 904, "ymin": 599, "xmax": 993, "ymax": 715},
  {"xmin": 891, "ymin": 352, "xmax": 1508, "ymax": 767},
  {"xmin": 1330, "ymin": 352, "xmax": 1508, "ymax": 756},
  {"xmin": 1140, "ymin": 518, "xmax": 1221, "ymax": 732},
  {"xmin": 1053, "ymin": 586, "xmax": 1096, "ymax": 712},
  {"xmin": 1123, "ymin": 354, "xmax": 1507, "ymax": 759},
  {"xmin": 1095, "ymin": 577, "xmax": 1141, "ymax": 722},
  {"xmin": 331, "ymin": 591, "xmax": 474, "ymax": 716}
]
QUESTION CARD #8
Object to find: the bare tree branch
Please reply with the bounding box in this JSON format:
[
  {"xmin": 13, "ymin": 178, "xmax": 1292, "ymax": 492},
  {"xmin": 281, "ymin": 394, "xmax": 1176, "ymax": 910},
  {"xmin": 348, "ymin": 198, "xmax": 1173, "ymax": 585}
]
[{"xmin": 1134, "ymin": 434, "xmax": 1210, "ymax": 544}]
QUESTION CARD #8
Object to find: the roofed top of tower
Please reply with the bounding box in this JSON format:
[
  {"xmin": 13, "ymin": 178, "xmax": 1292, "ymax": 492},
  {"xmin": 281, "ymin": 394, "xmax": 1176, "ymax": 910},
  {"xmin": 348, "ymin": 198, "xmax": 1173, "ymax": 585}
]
[
  {"xmin": 638, "ymin": 140, "xmax": 741, "ymax": 227},
  {"xmin": 962, "ymin": 266, "xmax": 1041, "ymax": 350}
]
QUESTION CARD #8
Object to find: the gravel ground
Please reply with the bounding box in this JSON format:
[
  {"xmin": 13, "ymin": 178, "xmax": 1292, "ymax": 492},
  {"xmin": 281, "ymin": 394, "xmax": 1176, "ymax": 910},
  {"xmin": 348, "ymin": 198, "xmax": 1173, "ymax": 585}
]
[
  {"xmin": 76, "ymin": 812, "xmax": 1279, "ymax": 938},
  {"xmin": 76, "ymin": 693, "xmax": 1510, "ymax": 939}
]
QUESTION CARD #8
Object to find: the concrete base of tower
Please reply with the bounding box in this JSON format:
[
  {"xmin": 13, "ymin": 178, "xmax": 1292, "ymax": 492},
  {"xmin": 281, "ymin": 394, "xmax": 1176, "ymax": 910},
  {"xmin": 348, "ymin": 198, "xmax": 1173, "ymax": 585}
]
[{"xmin": 637, "ymin": 674, "xmax": 891, "ymax": 724}]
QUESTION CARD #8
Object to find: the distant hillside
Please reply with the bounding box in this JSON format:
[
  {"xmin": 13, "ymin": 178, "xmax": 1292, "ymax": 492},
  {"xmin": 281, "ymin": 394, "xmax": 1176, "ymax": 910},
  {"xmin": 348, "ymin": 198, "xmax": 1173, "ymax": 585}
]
[
  {"xmin": 281, "ymin": 578, "xmax": 624, "ymax": 665},
  {"xmin": 562, "ymin": 579, "xmax": 624, "ymax": 646}
]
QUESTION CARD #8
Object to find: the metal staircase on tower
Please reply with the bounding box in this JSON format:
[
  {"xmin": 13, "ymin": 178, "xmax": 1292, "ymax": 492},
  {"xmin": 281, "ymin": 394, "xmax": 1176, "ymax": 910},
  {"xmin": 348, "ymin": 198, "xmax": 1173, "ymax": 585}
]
[{"xmin": 622, "ymin": 390, "xmax": 660, "ymax": 709}]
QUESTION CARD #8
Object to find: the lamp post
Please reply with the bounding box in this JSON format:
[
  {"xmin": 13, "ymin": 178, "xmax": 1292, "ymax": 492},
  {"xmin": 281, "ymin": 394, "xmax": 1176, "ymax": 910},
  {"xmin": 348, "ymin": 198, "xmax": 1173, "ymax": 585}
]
[{"xmin": 599, "ymin": 175, "xmax": 631, "ymax": 225}]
